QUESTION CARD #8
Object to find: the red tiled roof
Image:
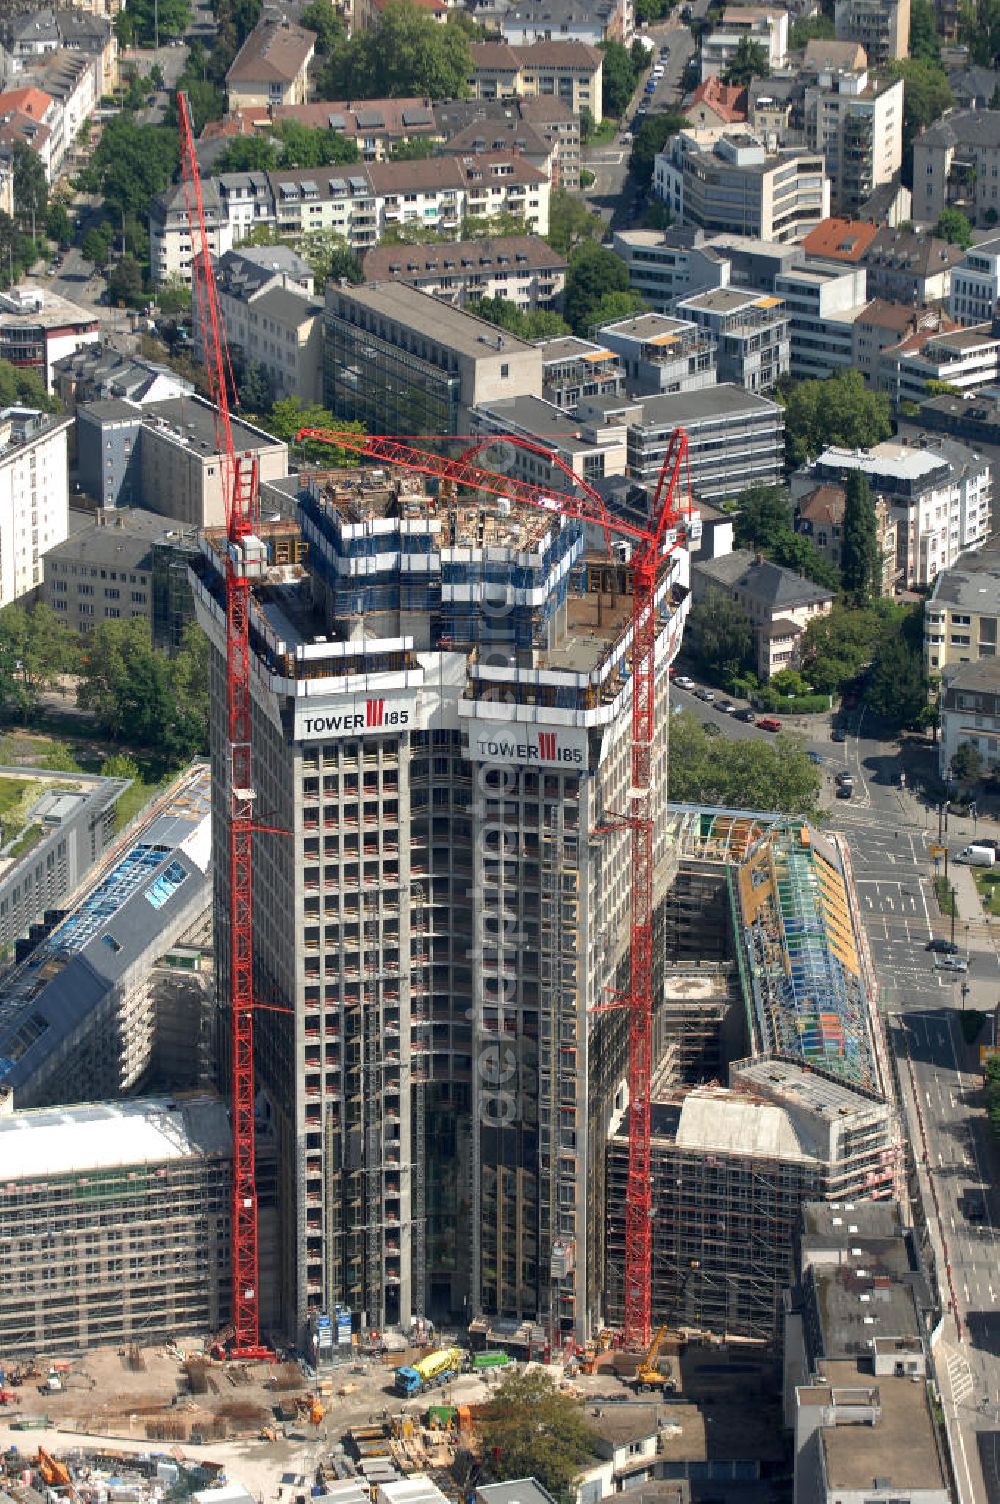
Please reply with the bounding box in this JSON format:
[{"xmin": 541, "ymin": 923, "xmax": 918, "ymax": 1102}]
[
  {"xmin": 0, "ymin": 86, "xmax": 53, "ymax": 120},
  {"xmin": 802, "ymin": 217, "xmax": 879, "ymax": 263},
  {"xmin": 798, "ymin": 483, "xmax": 845, "ymax": 527},
  {"xmin": 689, "ymin": 75, "xmax": 746, "ymax": 123}
]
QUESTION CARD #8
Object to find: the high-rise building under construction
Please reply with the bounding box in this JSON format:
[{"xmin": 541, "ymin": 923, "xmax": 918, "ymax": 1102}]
[{"xmin": 191, "ymin": 466, "xmax": 690, "ymax": 1345}]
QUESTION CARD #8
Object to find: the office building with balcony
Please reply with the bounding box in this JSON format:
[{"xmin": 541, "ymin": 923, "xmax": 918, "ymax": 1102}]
[
  {"xmin": 654, "ymin": 129, "xmax": 830, "ymax": 244},
  {"xmin": 323, "ymin": 281, "xmax": 542, "ymax": 436},
  {"xmin": 611, "ymin": 227, "xmax": 731, "ymax": 312},
  {"xmin": 674, "ymin": 287, "xmax": 790, "ymax": 392},
  {"xmin": 833, "ymin": 0, "xmax": 910, "ymax": 64},
  {"xmin": 802, "ymin": 68, "xmax": 903, "ymax": 218},
  {"xmin": 537, "ymin": 336, "xmax": 627, "ymax": 408},
  {"xmin": 595, "ymin": 313, "xmax": 717, "ymax": 395}
]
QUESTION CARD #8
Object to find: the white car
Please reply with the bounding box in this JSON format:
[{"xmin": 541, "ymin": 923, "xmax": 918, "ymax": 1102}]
[
  {"xmin": 675, "ymin": 675, "xmax": 695, "ymax": 690},
  {"xmin": 653, "ymin": 65, "xmax": 665, "ymax": 76}
]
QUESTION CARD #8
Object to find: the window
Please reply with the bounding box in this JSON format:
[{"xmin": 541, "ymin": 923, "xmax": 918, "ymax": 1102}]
[{"xmin": 501, "ymin": 362, "xmax": 510, "ymax": 378}]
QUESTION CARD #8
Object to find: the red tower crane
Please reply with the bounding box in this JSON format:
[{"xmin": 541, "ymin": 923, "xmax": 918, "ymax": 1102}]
[
  {"xmin": 298, "ymin": 427, "xmax": 692, "ymax": 1349},
  {"xmin": 178, "ymin": 92, "xmax": 270, "ymax": 1360}
]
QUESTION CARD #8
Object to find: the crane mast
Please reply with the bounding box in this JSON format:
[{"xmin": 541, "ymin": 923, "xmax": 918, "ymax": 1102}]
[
  {"xmin": 299, "ymin": 427, "xmax": 692, "ymax": 1349},
  {"xmin": 178, "ymin": 92, "xmax": 269, "ymax": 1359}
]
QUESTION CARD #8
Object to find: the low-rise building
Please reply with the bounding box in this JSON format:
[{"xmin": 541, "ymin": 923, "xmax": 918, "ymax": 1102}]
[
  {"xmin": 225, "ymin": 18, "xmax": 315, "ymax": 110},
  {"xmin": 834, "ymin": 0, "xmax": 910, "ymax": 65},
  {"xmin": 801, "ymin": 214, "xmax": 879, "ymax": 266},
  {"xmin": 882, "ymin": 322, "xmax": 1000, "ymax": 407},
  {"xmin": 538, "ymin": 336, "xmax": 626, "ymax": 408},
  {"xmin": 654, "ymin": 128, "xmax": 830, "ymax": 244},
  {"xmin": 851, "ymin": 299, "xmax": 932, "ymax": 384},
  {"xmin": 0, "ymin": 407, "xmax": 71, "ymax": 605},
  {"xmin": 700, "ymin": 6, "xmax": 788, "ymax": 82},
  {"xmin": 195, "ymin": 245, "xmax": 322, "ymax": 403},
  {"xmin": 324, "ymin": 280, "xmax": 543, "ymax": 435},
  {"xmin": 77, "ymin": 395, "xmax": 288, "ymax": 527},
  {"xmin": 611, "ymin": 226, "xmax": 730, "ymax": 312},
  {"xmin": 596, "ymin": 312, "xmax": 717, "ymax": 395},
  {"xmin": 939, "ymin": 656, "xmax": 1000, "ymax": 778},
  {"xmin": 5, "ymin": 6, "xmax": 118, "ymax": 99},
  {"xmin": 52, "ymin": 346, "xmax": 193, "ymax": 419},
  {"xmin": 801, "ymin": 437, "xmax": 991, "ymax": 587},
  {"xmin": 802, "ymin": 68, "xmax": 903, "ymax": 218},
  {"xmin": 468, "ymin": 40, "xmax": 604, "ymax": 120},
  {"xmin": 692, "ymin": 547, "xmax": 834, "ymax": 677},
  {"xmin": 924, "ymin": 545, "xmax": 1000, "ymax": 673},
  {"xmin": 912, "ymin": 109, "xmax": 1000, "ymax": 228},
  {"xmin": 774, "ymin": 263, "xmax": 868, "ymax": 379},
  {"xmin": 362, "ymin": 236, "xmax": 567, "ymax": 312},
  {"xmin": 685, "ymin": 75, "xmax": 748, "ymax": 129},
  {"xmin": 470, "ymin": 393, "xmax": 627, "ymax": 484},
  {"xmin": 674, "ymin": 286, "xmax": 790, "ymax": 392},
  {"xmin": 42, "ymin": 507, "xmax": 198, "ymax": 640},
  {"xmin": 0, "ymin": 283, "xmax": 98, "ymax": 391},
  {"xmin": 860, "ymin": 226, "xmax": 963, "ymax": 305},
  {"xmin": 794, "ymin": 478, "xmax": 897, "ymax": 594},
  {"xmin": 949, "ymin": 236, "xmax": 1000, "ymax": 325}
]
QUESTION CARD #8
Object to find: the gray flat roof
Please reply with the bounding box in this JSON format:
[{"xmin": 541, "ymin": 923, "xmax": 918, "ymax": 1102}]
[
  {"xmin": 43, "ymin": 508, "xmax": 186, "ymax": 572},
  {"xmin": 815, "ymin": 1360, "xmax": 944, "ymax": 1493},
  {"xmin": 632, "ymin": 383, "xmax": 783, "ymax": 427},
  {"xmin": 929, "ymin": 545, "xmax": 1000, "ymax": 610},
  {"xmin": 326, "ymin": 281, "xmax": 538, "ymax": 360},
  {"xmin": 143, "ymin": 395, "xmax": 284, "ymax": 457},
  {"xmin": 474, "ymin": 394, "xmax": 601, "ymax": 451}
]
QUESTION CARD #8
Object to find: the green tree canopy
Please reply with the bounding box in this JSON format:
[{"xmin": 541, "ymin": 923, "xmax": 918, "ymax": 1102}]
[
  {"xmin": 46, "ymin": 201, "xmax": 74, "ymax": 248},
  {"xmin": 76, "ymin": 117, "xmax": 180, "ymax": 223},
  {"xmin": 733, "ymin": 485, "xmax": 792, "ymax": 552},
  {"xmin": 479, "ymin": 1372, "xmax": 597, "ymax": 1504},
  {"xmin": 472, "ymin": 296, "xmax": 570, "ymax": 340},
  {"xmin": 789, "ymin": 13, "xmax": 835, "ymax": 46},
  {"xmin": 601, "ymin": 40, "xmax": 641, "ymax": 116},
  {"xmin": 299, "ymin": 0, "xmax": 346, "ymax": 52},
  {"xmin": 841, "ymin": 470, "xmax": 880, "ymax": 605},
  {"xmin": 0, "ymin": 210, "xmax": 39, "ymax": 289},
  {"xmin": 910, "ymin": 0, "xmax": 941, "ymax": 62},
  {"xmin": 78, "ymin": 618, "xmax": 208, "ymax": 763},
  {"xmin": 864, "ymin": 610, "xmax": 928, "ymax": 727},
  {"xmin": 0, "ymin": 604, "xmax": 78, "ymax": 720},
  {"xmin": 0, "ymin": 357, "xmax": 58, "ymax": 413},
  {"xmin": 685, "ymin": 587, "xmax": 755, "ymax": 687},
  {"xmin": 935, "ymin": 207, "xmax": 974, "ymax": 247},
  {"xmin": 106, "ymin": 256, "xmax": 146, "ymax": 307},
  {"xmin": 669, "ymin": 712, "xmax": 821, "ymax": 813},
  {"xmin": 958, "ymin": 0, "xmax": 1000, "ymax": 65},
  {"xmin": 121, "ymin": 0, "xmax": 191, "ymax": 42},
  {"xmin": 723, "ymin": 35, "xmax": 770, "ymax": 84},
  {"xmin": 563, "ymin": 241, "xmax": 631, "ymax": 334},
  {"xmin": 951, "ymin": 740, "xmax": 985, "ymax": 784},
  {"xmin": 12, "ymin": 142, "xmax": 47, "ymax": 235},
  {"xmin": 389, "ymin": 136, "xmax": 438, "ymax": 160},
  {"xmin": 800, "ymin": 600, "xmax": 907, "ymax": 694},
  {"xmin": 546, "ymin": 188, "xmax": 605, "ymax": 255},
  {"xmin": 253, "ymin": 398, "xmax": 366, "ymax": 464},
  {"xmin": 628, "ymin": 108, "xmax": 688, "ymax": 188},
  {"xmin": 887, "ymin": 58, "xmax": 953, "ymax": 181},
  {"xmin": 782, "ymin": 370, "xmax": 892, "ymax": 469},
  {"xmin": 214, "ymin": 121, "xmax": 361, "ymax": 172},
  {"xmin": 297, "ymin": 230, "xmax": 364, "ymax": 289},
  {"xmin": 320, "ymin": 2, "xmax": 473, "ymax": 100}
]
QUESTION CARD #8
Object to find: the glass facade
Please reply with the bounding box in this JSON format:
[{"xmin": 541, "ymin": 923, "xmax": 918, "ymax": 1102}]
[{"xmin": 324, "ymin": 315, "xmax": 461, "ymax": 436}]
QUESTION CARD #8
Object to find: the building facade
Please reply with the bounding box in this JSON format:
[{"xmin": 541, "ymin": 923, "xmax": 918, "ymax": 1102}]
[
  {"xmin": 794, "ymin": 480, "xmax": 898, "ymax": 594},
  {"xmin": 692, "ymin": 548, "xmax": 834, "ymax": 678},
  {"xmin": 912, "ymin": 110, "xmax": 1000, "ymax": 227},
  {"xmin": 950, "ymin": 237, "xmax": 1000, "ymax": 325},
  {"xmin": 802, "ymin": 69, "xmax": 903, "ymax": 218},
  {"xmin": 0, "ymin": 408, "xmax": 71, "ymax": 606},
  {"xmin": 938, "ymin": 656, "xmax": 1000, "ymax": 778},
  {"xmin": 774, "ymin": 264, "xmax": 868, "ymax": 380},
  {"xmin": 0, "ymin": 284, "xmax": 98, "ymax": 391},
  {"xmin": 833, "ymin": 0, "xmax": 910, "ymax": 64},
  {"xmin": 225, "ymin": 19, "xmax": 316, "ymax": 110},
  {"xmin": 0, "ymin": 1094, "xmax": 230, "ymax": 1356},
  {"xmin": 361, "ymin": 237, "xmax": 567, "ymax": 311},
  {"xmin": 654, "ymin": 129, "xmax": 830, "ymax": 244},
  {"xmin": 43, "ymin": 507, "xmax": 198, "ymax": 641},
  {"xmin": 609, "ymin": 384, "xmax": 786, "ymax": 501},
  {"xmin": 596, "ymin": 313, "xmax": 717, "ymax": 395},
  {"xmin": 674, "ymin": 286, "xmax": 790, "ymax": 392},
  {"xmin": 924, "ymin": 545, "xmax": 1000, "ymax": 673},
  {"xmin": 190, "ymin": 471, "xmax": 692, "ymax": 1347},
  {"xmin": 468, "ymin": 41, "xmax": 604, "ymax": 119},
  {"xmin": 700, "ymin": 6, "xmax": 789, "ymax": 81}
]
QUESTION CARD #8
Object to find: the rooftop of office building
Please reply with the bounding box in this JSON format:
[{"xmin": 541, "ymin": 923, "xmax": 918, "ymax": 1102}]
[
  {"xmin": 805, "ymin": 1361, "xmax": 945, "ymax": 1495},
  {"xmin": 599, "ymin": 312, "xmax": 703, "ymax": 346},
  {"xmin": 0, "ymin": 764, "xmax": 211, "ymax": 1096},
  {"xmin": 0, "ymin": 1092, "xmax": 230, "ymax": 1179},
  {"xmin": 140, "ymin": 395, "xmax": 284, "ymax": 460},
  {"xmin": 325, "ymin": 280, "xmax": 538, "ymax": 361},
  {"xmin": 928, "ymin": 544, "xmax": 1000, "ymax": 610}
]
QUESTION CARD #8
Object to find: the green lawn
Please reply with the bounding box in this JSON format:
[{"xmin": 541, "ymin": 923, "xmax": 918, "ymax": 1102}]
[
  {"xmin": 113, "ymin": 776, "xmax": 162, "ymax": 832},
  {"xmin": 975, "ymin": 870, "xmax": 1000, "ymax": 917},
  {"xmin": 934, "ymin": 875, "xmax": 958, "ymax": 917}
]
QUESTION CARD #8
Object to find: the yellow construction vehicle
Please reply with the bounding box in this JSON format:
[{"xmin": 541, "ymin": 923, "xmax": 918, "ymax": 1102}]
[
  {"xmin": 36, "ymin": 1448, "xmax": 72, "ymax": 1488},
  {"xmin": 309, "ymin": 1395, "xmax": 324, "ymax": 1426},
  {"xmin": 633, "ymin": 1325, "xmax": 671, "ymax": 1392}
]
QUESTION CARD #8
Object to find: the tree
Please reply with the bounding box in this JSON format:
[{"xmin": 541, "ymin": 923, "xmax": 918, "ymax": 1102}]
[
  {"xmin": 800, "ymin": 601, "xmax": 905, "ymax": 694},
  {"xmin": 669, "ymin": 712, "xmax": 821, "ymax": 813},
  {"xmin": 952, "ymin": 740, "xmax": 985, "ymax": 785},
  {"xmin": 723, "ymin": 36, "xmax": 770, "ymax": 85},
  {"xmin": 935, "ymin": 207, "xmax": 974, "ymax": 248},
  {"xmin": 782, "ymin": 370, "xmax": 892, "ymax": 469},
  {"xmin": 12, "ymin": 143, "xmax": 47, "ymax": 236},
  {"xmin": 909, "ymin": 0, "xmax": 941, "ymax": 62},
  {"xmin": 106, "ymin": 256, "xmax": 145, "ymax": 307},
  {"xmin": 76, "ymin": 117, "xmax": 180, "ymax": 223},
  {"xmin": 100, "ymin": 752, "xmax": 141, "ymax": 783},
  {"xmin": 0, "ymin": 211, "xmax": 36, "ymax": 290},
  {"xmin": 636, "ymin": 0, "xmax": 672, "ymax": 21},
  {"xmin": 789, "ymin": 13, "xmax": 835, "ymax": 46},
  {"xmin": 472, "ymin": 296, "xmax": 570, "ymax": 340},
  {"xmin": 237, "ymin": 359, "xmax": 275, "ymax": 414},
  {"xmin": 81, "ymin": 226, "xmax": 111, "ymax": 267},
  {"xmin": 320, "ymin": 3, "xmax": 473, "ymax": 101},
  {"xmin": 865, "ymin": 615, "xmax": 928, "ymax": 727},
  {"xmin": 122, "ymin": 0, "xmax": 192, "ymax": 42},
  {"xmin": 958, "ymin": 0, "xmax": 1000, "ymax": 65},
  {"xmin": 628, "ymin": 108, "xmax": 687, "ymax": 188},
  {"xmin": 0, "ymin": 357, "xmax": 57, "ymax": 413},
  {"xmin": 46, "ymin": 202, "xmax": 73, "ymax": 248},
  {"xmin": 77, "ymin": 618, "xmax": 208, "ymax": 762},
  {"xmin": 158, "ymin": 276, "xmax": 193, "ymax": 316},
  {"xmin": 686, "ymin": 588, "xmax": 755, "ymax": 687},
  {"xmin": 546, "ymin": 188, "xmax": 604, "ymax": 255},
  {"xmin": 274, "ymin": 120, "xmax": 360, "ymax": 167},
  {"xmin": 841, "ymin": 470, "xmax": 880, "ymax": 605},
  {"xmin": 298, "ymin": 231, "xmax": 364, "ymax": 289},
  {"xmin": 299, "ymin": 0, "xmax": 345, "ymax": 52},
  {"xmin": 479, "ymin": 1372, "xmax": 597, "ymax": 1504},
  {"xmin": 255, "ymin": 398, "xmax": 365, "ymax": 463},
  {"xmin": 0, "ymin": 604, "xmax": 77, "ymax": 719},
  {"xmin": 389, "ymin": 136, "xmax": 438, "ymax": 160},
  {"xmin": 601, "ymin": 40, "xmax": 640, "ymax": 116},
  {"xmin": 563, "ymin": 241, "xmax": 631, "ymax": 334},
  {"xmin": 213, "ymin": 135, "xmax": 282, "ymax": 173},
  {"xmin": 733, "ymin": 485, "xmax": 792, "ymax": 552}
]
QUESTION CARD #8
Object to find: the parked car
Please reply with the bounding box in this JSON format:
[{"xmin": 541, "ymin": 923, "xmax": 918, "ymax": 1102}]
[
  {"xmin": 831, "ymin": 727, "xmax": 847, "ymax": 742},
  {"xmin": 756, "ymin": 716, "xmax": 782, "ymax": 732},
  {"xmin": 926, "ymin": 938, "xmax": 959, "ymax": 954},
  {"xmin": 806, "ymin": 751, "xmax": 822, "ymax": 765},
  {"xmin": 734, "ymin": 707, "xmax": 756, "ymax": 722},
  {"xmin": 718, "ymin": 701, "xmax": 736, "ymax": 714},
  {"xmin": 836, "ymin": 782, "xmax": 853, "ymax": 799},
  {"xmin": 935, "ymin": 954, "xmax": 969, "ymax": 972},
  {"xmin": 675, "ymin": 675, "xmax": 695, "ymax": 690},
  {"xmin": 698, "ymin": 689, "xmax": 716, "ymax": 703},
  {"xmin": 835, "ymin": 770, "xmax": 853, "ymax": 786}
]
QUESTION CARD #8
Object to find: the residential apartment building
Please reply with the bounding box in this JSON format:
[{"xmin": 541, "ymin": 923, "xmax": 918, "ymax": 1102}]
[
  {"xmin": 150, "ymin": 158, "xmax": 550, "ymax": 285},
  {"xmin": 801, "ymin": 215, "xmax": 878, "ymax": 265},
  {"xmin": 700, "ymin": 6, "xmax": 789, "ymax": 83},
  {"xmin": 801, "ymin": 437, "xmax": 991, "ymax": 587},
  {"xmin": 42, "ymin": 507, "xmax": 198, "ymax": 641},
  {"xmin": 774, "ymin": 263, "xmax": 868, "ymax": 379},
  {"xmin": 225, "ymin": 18, "xmax": 316, "ymax": 110},
  {"xmin": 193, "ymin": 245, "xmax": 322, "ymax": 403},
  {"xmin": 674, "ymin": 286, "xmax": 790, "ymax": 392},
  {"xmin": 323, "ymin": 281, "xmax": 543, "ymax": 435},
  {"xmin": 860, "ymin": 226, "xmax": 963, "ymax": 306},
  {"xmin": 468, "ymin": 41, "xmax": 604, "ymax": 120},
  {"xmin": 685, "ymin": 76, "xmax": 748, "ymax": 129},
  {"xmin": 912, "ymin": 110, "xmax": 1000, "ymax": 228},
  {"xmin": 470, "ymin": 394, "xmax": 627, "ymax": 483},
  {"xmin": 589, "ymin": 383, "xmax": 785, "ymax": 500},
  {"xmin": 949, "ymin": 236, "xmax": 1000, "ymax": 325},
  {"xmin": 0, "ymin": 1094, "xmax": 230, "ymax": 1357},
  {"xmin": 882, "ymin": 323, "xmax": 1000, "ymax": 407},
  {"xmin": 0, "ymin": 284, "xmax": 98, "ymax": 391},
  {"xmin": 793, "ymin": 478, "xmax": 898, "ymax": 593},
  {"xmin": 851, "ymin": 299, "xmax": 932, "ymax": 384},
  {"xmin": 52, "ymin": 347, "xmax": 193, "ymax": 419},
  {"xmin": 915, "ymin": 390, "xmax": 1000, "ymax": 514},
  {"xmin": 361, "ymin": 237, "xmax": 567, "ymax": 312},
  {"xmin": 834, "ymin": 0, "xmax": 910, "ymax": 64},
  {"xmin": 538, "ymin": 336, "xmax": 626, "ymax": 408},
  {"xmin": 4, "ymin": 6, "xmax": 118, "ymax": 97},
  {"xmin": 498, "ymin": 0, "xmax": 632, "ymax": 48},
  {"xmin": 654, "ymin": 128, "xmax": 830, "ymax": 244},
  {"xmin": 938, "ymin": 656, "xmax": 1000, "ymax": 778},
  {"xmin": 0, "ymin": 408, "xmax": 71, "ymax": 606},
  {"xmin": 432, "ymin": 95, "xmax": 582, "ymax": 190},
  {"xmin": 188, "ymin": 472, "xmax": 690, "ymax": 1346},
  {"xmin": 611, "ymin": 226, "xmax": 731, "ymax": 312},
  {"xmin": 692, "ymin": 548, "xmax": 834, "ymax": 676},
  {"xmin": 209, "ymin": 97, "xmax": 440, "ymax": 162},
  {"xmin": 77, "ymin": 395, "xmax": 288, "ymax": 527},
  {"xmin": 596, "ymin": 312, "xmax": 717, "ymax": 395},
  {"xmin": 924, "ymin": 545, "xmax": 1000, "ymax": 672},
  {"xmin": 802, "ymin": 68, "xmax": 903, "ymax": 218},
  {"xmin": 0, "ymin": 87, "xmax": 56, "ymax": 189}
]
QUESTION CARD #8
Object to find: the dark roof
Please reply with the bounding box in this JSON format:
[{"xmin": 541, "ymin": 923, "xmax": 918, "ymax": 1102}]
[
  {"xmin": 250, "ymin": 284, "xmax": 321, "ymax": 325},
  {"xmin": 863, "ymin": 227, "xmax": 964, "ymax": 276},
  {"xmin": 471, "ymin": 38, "xmax": 602, "ymax": 69},
  {"xmin": 362, "ymin": 235, "xmax": 566, "ymax": 282},
  {"xmin": 697, "ymin": 548, "xmax": 834, "ymax": 609},
  {"xmin": 227, "ymin": 18, "xmax": 315, "ymax": 84},
  {"xmin": 917, "ymin": 107, "xmax": 1000, "ymax": 150},
  {"xmin": 43, "ymin": 509, "xmax": 180, "ymax": 573},
  {"xmin": 942, "ymin": 656, "xmax": 1000, "ymax": 695}
]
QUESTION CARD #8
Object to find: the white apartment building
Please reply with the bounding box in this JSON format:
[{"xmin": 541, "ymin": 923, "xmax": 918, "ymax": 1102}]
[
  {"xmin": 774, "ymin": 263, "xmax": 868, "ymax": 379},
  {"xmin": 150, "ymin": 159, "xmax": 550, "ymax": 286},
  {"xmin": 802, "ymin": 438, "xmax": 991, "ymax": 587},
  {"xmin": 950, "ymin": 237, "xmax": 1000, "ymax": 325},
  {"xmin": 884, "ymin": 326, "xmax": 1000, "ymax": 407},
  {"xmin": 611, "ymin": 228, "xmax": 730, "ymax": 311},
  {"xmin": 674, "ymin": 285, "xmax": 790, "ymax": 392},
  {"xmin": 654, "ymin": 128, "xmax": 830, "ymax": 244},
  {"xmin": 802, "ymin": 69, "xmax": 903, "ymax": 218},
  {"xmin": 700, "ymin": 6, "xmax": 788, "ymax": 82},
  {"xmin": 194, "ymin": 246, "xmax": 322, "ymax": 403},
  {"xmin": 0, "ymin": 408, "xmax": 71, "ymax": 606}
]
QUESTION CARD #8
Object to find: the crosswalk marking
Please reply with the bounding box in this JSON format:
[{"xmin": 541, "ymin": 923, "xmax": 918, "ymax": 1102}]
[{"xmin": 946, "ymin": 1351, "xmax": 975, "ymax": 1404}]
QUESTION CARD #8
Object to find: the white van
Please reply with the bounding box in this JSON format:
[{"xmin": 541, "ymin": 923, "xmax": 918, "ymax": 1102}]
[{"xmin": 957, "ymin": 844, "xmax": 996, "ymax": 867}]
